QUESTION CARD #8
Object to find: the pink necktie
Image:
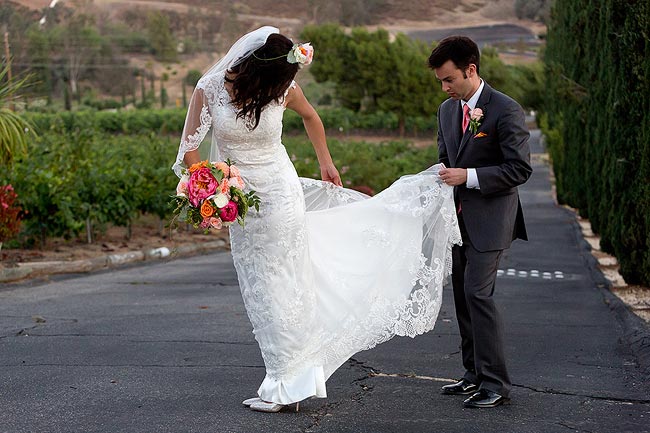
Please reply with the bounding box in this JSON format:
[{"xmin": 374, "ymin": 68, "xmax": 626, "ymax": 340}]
[{"xmin": 462, "ymin": 103, "xmax": 470, "ymax": 133}]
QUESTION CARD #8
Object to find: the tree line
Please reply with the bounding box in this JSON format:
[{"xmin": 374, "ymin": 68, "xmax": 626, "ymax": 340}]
[{"xmin": 300, "ymin": 24, "xmax": 543, "ymax": 136}]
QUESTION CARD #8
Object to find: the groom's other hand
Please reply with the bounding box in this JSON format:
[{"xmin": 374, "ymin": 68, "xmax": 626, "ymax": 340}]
[{"xmin": 439, "ymin": 167, "xmax": 467, "ymax": 186}]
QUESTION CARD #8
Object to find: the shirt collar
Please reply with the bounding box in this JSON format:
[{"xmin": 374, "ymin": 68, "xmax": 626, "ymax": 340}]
[{"xmin": 462, "ymin": 79, "xmax": 484, "ymax": 111}]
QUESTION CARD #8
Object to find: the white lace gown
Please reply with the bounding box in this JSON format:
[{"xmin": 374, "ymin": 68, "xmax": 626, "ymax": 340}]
[{"xmin": 173, "ymin": 72, "xmax": 461, "ymax": 404}]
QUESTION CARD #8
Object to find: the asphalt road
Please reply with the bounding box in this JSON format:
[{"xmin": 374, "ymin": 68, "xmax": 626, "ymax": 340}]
[
  {"xmin": 1, "ymin": 131, "xmax": 649, "ymax": 433},
  {"xmin": 407, "ymin": 24, "xmax": 541, "ymax": 48}
]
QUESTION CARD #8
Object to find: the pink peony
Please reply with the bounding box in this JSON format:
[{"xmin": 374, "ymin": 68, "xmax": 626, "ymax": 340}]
[
  {"xmin": 188, "ymin": 167, "xmax": 219, "ymax": 207},
  {"xmin": 219, "ymin": 201, "xmax": 239, "ymax": 222},
  {"xmin": 471, "ymin": 108, "xmax": 484, "ymax": 121}
]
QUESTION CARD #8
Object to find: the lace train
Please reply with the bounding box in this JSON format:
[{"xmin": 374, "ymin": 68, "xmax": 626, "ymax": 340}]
[{"xmin": 231, "ymin": 164, "xmax": 460, "ymax": 404}]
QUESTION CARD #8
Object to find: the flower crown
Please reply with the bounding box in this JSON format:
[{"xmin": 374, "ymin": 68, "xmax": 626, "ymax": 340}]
[{"xmin": 252, "ymin": 43, "xmax": 314, "ymax": 67}]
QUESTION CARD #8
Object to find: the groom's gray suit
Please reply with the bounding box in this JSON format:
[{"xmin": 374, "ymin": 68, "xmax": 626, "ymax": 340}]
[{"xmin": 437, "ymin": 82, "xmax": 532, "ymax": 397}]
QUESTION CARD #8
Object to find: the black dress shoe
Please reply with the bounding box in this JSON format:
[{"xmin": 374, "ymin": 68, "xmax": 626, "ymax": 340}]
[
  {"xmin": 463, "ymin": 389, "xmax": 510, "ymax": 408},
  {"xmin": 441, "ymin": 379, "xmax": 479, "ymax": 395}
]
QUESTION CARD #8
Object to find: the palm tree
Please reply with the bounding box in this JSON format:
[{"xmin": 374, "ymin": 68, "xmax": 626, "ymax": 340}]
[{"xmin": 0, "ymin": 64, "xmax": 35, "ymax": 168}]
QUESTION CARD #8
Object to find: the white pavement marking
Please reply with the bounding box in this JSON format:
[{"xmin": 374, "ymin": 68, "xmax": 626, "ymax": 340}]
[{"xmin": 497, "ymin": 268, "xmax": 569, "ymax": 280}]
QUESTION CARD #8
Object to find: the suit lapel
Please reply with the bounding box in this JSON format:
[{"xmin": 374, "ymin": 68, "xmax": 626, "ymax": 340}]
[
  {"xmin": 449, "ymin": 100, "xmax": 462, "ymax": 163},
  {"xmin": 457, "ymin": 83, "xmax": 493, "ymax": 161}
]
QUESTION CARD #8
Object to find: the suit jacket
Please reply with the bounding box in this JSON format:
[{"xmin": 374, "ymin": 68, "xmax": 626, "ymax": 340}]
[{"xmin": 437, "ymin": 83, "xmax": 532, "ymax": 252}]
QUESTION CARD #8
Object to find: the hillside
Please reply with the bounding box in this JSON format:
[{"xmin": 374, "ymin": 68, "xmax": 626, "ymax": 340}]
[
  {"xmin": 5, "ymin": 0, "xmax": 544, "ymax": 108},
  {"xmin": 10, "ymin": 0, "xmax": 539, "ymax": 32}
]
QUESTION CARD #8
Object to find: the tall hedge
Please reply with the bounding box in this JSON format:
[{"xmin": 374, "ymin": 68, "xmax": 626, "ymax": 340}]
[{"xmin": 542, "ymin": 0, "xmax": 650, "ymax": 284}]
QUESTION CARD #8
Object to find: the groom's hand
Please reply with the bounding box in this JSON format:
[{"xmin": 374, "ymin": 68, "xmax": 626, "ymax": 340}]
[{"xmin": 439, "ymin": 168, "xmax": 467, "ymax": 186}]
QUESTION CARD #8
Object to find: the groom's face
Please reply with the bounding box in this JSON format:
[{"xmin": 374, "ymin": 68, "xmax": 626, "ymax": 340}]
[{"xmin": 434, "ymin": 60, "xmax": 477, "ymax": 101}]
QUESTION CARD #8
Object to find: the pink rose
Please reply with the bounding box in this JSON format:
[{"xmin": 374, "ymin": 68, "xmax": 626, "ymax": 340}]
[
  {"xmin": 229, "ymin": 176, "xmax": 245, "ymax": 190},
  {"xmin": 219, "ymin": 200, "xmax": 239, "ymax": 222},
  {"xmin": 209, "ymin": 216, "xmax": 222, "ymax": 229},
  {"xmin": 229, "ymin": 165, "xmax": 241, "ymax": 178},
  {"xmin": 199, "ymin": 217, "xmax": 211, "ymax": 229},
  {"xmin": 214, "ymin": 162, "xmax": 230, "ymax": 178},
  {"xmin": 219, "ymin": 178, "xmax": 230, "ymax": 195},
  {"xmin": 188, "ymin": 167, "xmax": 219, "ymax": 206},
  {"xmin": 471, "ymin": 108, "xmax": 483, "ymax": 121},
  {"xmin": 176, "ymin": 180, "xmax": 188, "ymax": 196},
  {"xmin": 303, "ymin": 45, "xmax": 314, "ymax": 65}
]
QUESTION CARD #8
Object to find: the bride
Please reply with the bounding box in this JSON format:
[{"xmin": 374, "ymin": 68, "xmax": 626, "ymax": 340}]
[{"xmin": 173, "ymin": 26, "xmax": 461, "ymax": 413}]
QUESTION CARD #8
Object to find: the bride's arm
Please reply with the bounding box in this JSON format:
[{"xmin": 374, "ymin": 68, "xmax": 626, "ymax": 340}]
[
  {"xmin": 183, "ymin": 149, "xmax": 201, "ymax": 167},
  {"xmin": 285, "ymin": 84, "xmax": 342, "ymax": 186},
  {"xmin": 172, "ymin": 87, "xmax": 210, "ymax": 176}
]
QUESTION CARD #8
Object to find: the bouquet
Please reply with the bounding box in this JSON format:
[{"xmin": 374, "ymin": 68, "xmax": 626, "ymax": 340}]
[{"xmin": 171, "ymin": 160, "xmax": 260, "ymax": 230}]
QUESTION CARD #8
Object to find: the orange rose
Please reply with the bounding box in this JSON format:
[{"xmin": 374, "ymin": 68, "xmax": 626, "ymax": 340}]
[
  {"xmin": 200, "ymin": 200, "xmax": 215, "ymax": 218},
  {"xmin": 189, "ymin": 160, "xmax": 209, "ymax": 173}
]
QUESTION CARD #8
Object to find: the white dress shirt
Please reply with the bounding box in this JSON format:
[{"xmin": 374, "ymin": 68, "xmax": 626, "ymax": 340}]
[{"xmin": 461, "ymin": 80, "xmax": 485, "ymax": 190}]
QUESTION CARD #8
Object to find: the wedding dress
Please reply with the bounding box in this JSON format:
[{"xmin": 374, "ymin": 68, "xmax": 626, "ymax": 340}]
[{"xmin": 173, "ymin": 69, "xmax": 461, "ymax": 404}]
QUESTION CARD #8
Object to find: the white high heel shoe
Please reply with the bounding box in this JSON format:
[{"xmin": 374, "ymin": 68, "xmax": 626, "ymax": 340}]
[
  {"xmin": 249, "ymin": 400, "xmax": 300, "ymax": 413},
  {"xmin": 242, "ymin": 397, "xmax": 262, "ymax": 407}
]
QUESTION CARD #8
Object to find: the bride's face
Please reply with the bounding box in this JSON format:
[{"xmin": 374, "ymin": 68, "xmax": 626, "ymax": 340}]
[{"xmin": 434, "ymin": 60, "xmax": 478, "ymax": 101}]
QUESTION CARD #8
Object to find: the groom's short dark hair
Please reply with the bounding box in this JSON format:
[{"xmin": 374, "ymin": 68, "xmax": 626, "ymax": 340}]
[{"xmin": 428, "ymin": 36, "xmax": 480, "ymax": 75}]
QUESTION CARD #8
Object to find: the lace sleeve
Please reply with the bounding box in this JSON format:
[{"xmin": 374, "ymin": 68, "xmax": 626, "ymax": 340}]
[{"xmin": 172, "ymin": 87, "xmax": 212, "ymax": 177}]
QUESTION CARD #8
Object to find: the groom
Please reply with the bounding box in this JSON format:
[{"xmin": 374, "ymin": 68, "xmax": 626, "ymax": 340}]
[{"xmin": 429, "ymin": 36, "xmax": 532, "ymax": 408}]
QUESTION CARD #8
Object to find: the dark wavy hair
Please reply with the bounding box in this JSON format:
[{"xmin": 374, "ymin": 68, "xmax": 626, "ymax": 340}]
[
  {"xmin": 226, "ymin": 33, "xmax": 299, "ymax": 129},
  {"xmin": 428, "ymin": 36, "xmax": 480, "ymax": 77}
]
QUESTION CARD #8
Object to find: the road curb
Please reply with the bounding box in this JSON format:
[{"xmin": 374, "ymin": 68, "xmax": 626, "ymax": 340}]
[
  {"xmin": 569, "ymin": 212, "xmax": 650, "ymax": 376},
  {"xmin": 0, "ymin": 240, "xmax": 228, "ymax": 284}
]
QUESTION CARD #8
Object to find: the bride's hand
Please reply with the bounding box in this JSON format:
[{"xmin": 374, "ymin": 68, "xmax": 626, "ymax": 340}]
[{"xmin": 320, "ymin": 163, "xmax": 343, "ymax": 187}]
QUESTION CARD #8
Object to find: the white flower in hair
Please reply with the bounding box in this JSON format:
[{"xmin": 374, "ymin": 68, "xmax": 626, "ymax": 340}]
[{"xmin": 287, "ymin": 43, "xmax": 314, "ymax": 66}]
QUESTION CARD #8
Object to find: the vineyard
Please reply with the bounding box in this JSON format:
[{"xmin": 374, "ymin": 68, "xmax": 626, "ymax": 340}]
[{"xmin": 1, "ymin": 107, "xmax": 438, "ymax": 249}]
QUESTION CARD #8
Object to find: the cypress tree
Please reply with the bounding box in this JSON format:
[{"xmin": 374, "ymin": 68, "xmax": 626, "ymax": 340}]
[{"xmin": 543, "ymin": 0, "xmax": 650, "ymax": 284}]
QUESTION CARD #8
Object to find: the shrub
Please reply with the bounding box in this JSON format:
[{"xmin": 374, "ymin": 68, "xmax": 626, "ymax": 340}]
[
  {"xmin": 0, "ymin": 184, "xmax": 22, "ymax": 243},
  {"xmin": 542, "ymin": 0, "xmax": 650, "ymax": 284},
  {"xmin": 5, "ymin": 130, "xmax": 178, "ymax": 244}
]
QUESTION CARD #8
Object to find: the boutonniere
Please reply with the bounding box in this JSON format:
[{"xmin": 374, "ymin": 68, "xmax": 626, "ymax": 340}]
[{"xmin": 469, "ymin": 107, "xmax": 484, "ymax": 134}]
